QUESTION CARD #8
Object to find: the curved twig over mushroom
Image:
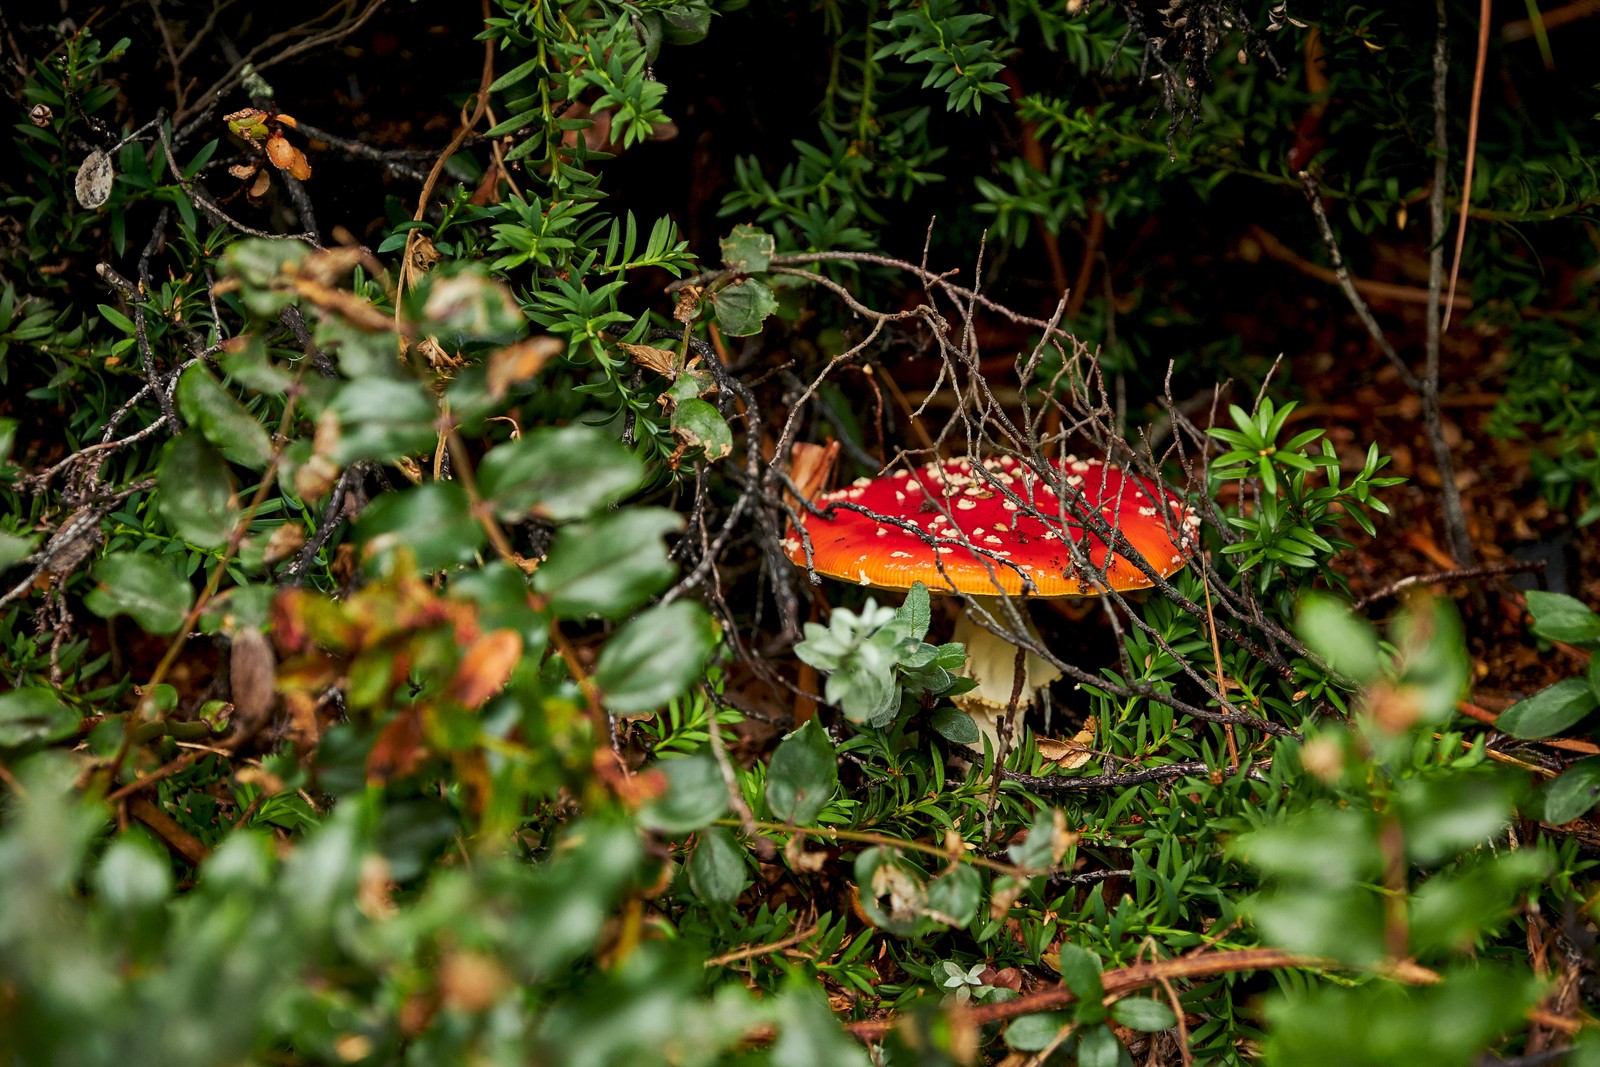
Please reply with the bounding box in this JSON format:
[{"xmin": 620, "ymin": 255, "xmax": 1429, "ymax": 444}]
[{"xmin": 784, "ymin": 454, "xmax": 1197, "ymax": 749}]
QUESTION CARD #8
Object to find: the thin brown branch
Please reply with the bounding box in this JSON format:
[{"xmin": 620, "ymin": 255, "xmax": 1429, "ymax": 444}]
[
  {"xmin": 843, "ymin": 949, "xmax": 1443, "ymax": 1042},
  {"xmin": 1443, "ymin": 0, "xmax": 1492, "ymax": 331}
]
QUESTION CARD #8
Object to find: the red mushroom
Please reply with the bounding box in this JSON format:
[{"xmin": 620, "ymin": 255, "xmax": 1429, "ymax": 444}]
[{"xmin": 783, "ymin": 454, "xmax": 1197, "ymax": 750}]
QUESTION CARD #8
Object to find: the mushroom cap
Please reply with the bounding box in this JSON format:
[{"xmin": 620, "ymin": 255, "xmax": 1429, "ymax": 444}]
[{"xmin": 782, "ymin": 454, "xmax": 1196, "ymax": 598}]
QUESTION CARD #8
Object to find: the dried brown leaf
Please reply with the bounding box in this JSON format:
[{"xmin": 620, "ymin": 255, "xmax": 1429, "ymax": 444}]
[
  {"xmin": 230, "ymin": 627, "xmax": 277, "ymax": 737},
  {"xmin": 450, "ymin": 629, "xmax": 523, "ymax": 709},
  {"xmin": 617, "ymin": 341, "xmax": 677, "ymax": 376},
  {"xmin": 487, "ymin": 336, "xmax": 563, "ymax": 397}
]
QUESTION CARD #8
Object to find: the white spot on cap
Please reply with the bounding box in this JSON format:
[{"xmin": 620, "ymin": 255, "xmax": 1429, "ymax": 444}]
[
  {"xmin": 956, "ymin": 498, "xmax": 977, "ymax": 511},
  {"xmin": 852, "ymin": 477, "xmax": 872, "ymax": 488},
  {"xmin": 891, "ymin": 551, "xmax": 912, "ymax": 559},
  {"xmin": 857, "ymin": 570, "xmax": 870, "ymax": 585},
  {"xmin": 1139, "ymin": 506, "xmax": 1157, "ymax": 516}
]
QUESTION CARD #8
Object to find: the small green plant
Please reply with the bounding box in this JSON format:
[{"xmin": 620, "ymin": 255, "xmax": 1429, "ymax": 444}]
[
  {"xmin": 1497, "ymin": 592, "xmax": 1600, "ymax": 824},
  {"xmin": 1209, "ymin": 397, "xmax": 1403, "ymax": 594},
  {"xmin": 793, "ymin": 582, "xmax": 972, "ymax": 734}
]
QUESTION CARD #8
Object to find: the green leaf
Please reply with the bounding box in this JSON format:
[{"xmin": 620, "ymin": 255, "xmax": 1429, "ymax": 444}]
[
  {"xmin": 223, "ymin": 238, "xmax": 309, "ymax": 288},
  {"xmin": 97, "ymin": 303, "xmax": 134, "ymax": 334},
  {"xmin": 1525, "ymin": 591, "xmax": 1600, "ymax": 646},
  {"xmin": 1391, "ymin": 596, "xmax": 1469, "ymax": 723},
  {"xmin": 1111, "ymin": 997, "xmax": 1177, "ymax": 1032},
  {"xmin": 711, "ymin": 278, "xmax": 777, "ymax": 336},
  {"xmin": 594, "ymin": 600, "xmax": 718, "ymax": 713},
  {"xmin": 156, "ymin": 433, "xmax": 238, "ymax": 549},
  {"xmin": 720, "ymin": 223, "xmax": 774, "ymax": 272},
  {"xmin": 765, "ymin": 719, "xmax": 837, "ymax": 824},
  {"xmin": 416, "ymin": 264, "xmax": 525, "ymax": 345},
  {"xmin": 687, "ymin": 826, "xmax": 746, "ymax": 904},
  {"xmin": 826, "ymin": 663, "xmax": 898, "ymax": 727},
  {"xmin": 0, "ymin": 531, "xmax": 39, "ymax": 570},
  {"xmin": 1497, "ymin": 678, "xmax": 1599, "ymax": 739},
  {"xmin": 923, "ymin": 864, "xmax": 980, "ymax": 928},
  {"xmin": 326, "ymin": 378, "xmax": 438, "ymax": 466},
  {"xmin": 94, "ymin": 835, "xmax": 173, "ymax": 911},
  {"xmin": 177, "ymin": 366, "xmax": 274, "ymax": 470},
  {"xmin": 0, "ymin": 416, "xmax": 15, "ymax": 463},
  {"xmin": 83, "ymin": 553, "xmax": 194, "ymax": 634},
  {"xmin": 1542, "ymin": 756, "xmax": 1600, "ymax": 825},
  {"xmin": 1076, "ymin": 1024, "xmax": 1126, "ymax": 1067},
  {"xmin": 662, "ymin": 0, "xmax": 713, "ymax": 45},
  {"xmin": 770, "ymin": 983, "xmax": 873, "ymax": 1067},
  {"xmin": 1054, "ymin": 943, "xmax": 1105, "ymax": 1002},
  {"xmin": 895, "ymin": 582, "xmax": 932, "ymax": 642},
  {"xmin": 1296, "ymin": 594, "xmax": 1381, "ymax": 684},
  {"xmin": 479, "ymin": 425, "xmax": 645, "ymax": 521},
  {"xmin": 639, "ymin": 753, "xmax": 727, "ymax": 834},
  {"xmin": 1003, "ymin": 1013, "xmax": 1072, "ymax": 1052},
  {"xmin": 0, "ymin": 688, "xmax": 78, "ymax": 747},
  {"xmin": 670, "ymin": 397, "xmax": 733, "ymax": 462},
  {"xmin": 355, "ymin": 482, "xmax": 487, "ymax": 574},
  {"xmin": 930, "ymin": 706, "xmax": 979, "ymax": 745},
  {"xmin": 533, "ymin": 508, "xmax": 682, "ymax": 619},
  {"xmin": 1396, "ymin": 775, "xmax": 1515, "ymax": 865}
]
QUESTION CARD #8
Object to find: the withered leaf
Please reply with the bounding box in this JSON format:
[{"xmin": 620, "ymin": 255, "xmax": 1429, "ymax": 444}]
[
  {"xmin": 367, "ymin": 706, "xmax": 427, "ymax": 785},
  {"xmin": 1036, "ymin": 720, "xmax": 1096, "ymax": 770},
  {"xmin": 229, "ymin": 627, "xmax": 277, "ymax": 738},
  {"xmin": 673, "ymin": 285, "xmax": 702, "ymax": 324},
  {"xmin": 617, "ymin": 341, "xmax": 677, "ymax": 376},
  {"xmin": 450, "ymin": 629, "xmax": 523, "ymax": 709},
  {"xmin": 488, "ymin": 336, "xmax": 563, "ymax": 398}
]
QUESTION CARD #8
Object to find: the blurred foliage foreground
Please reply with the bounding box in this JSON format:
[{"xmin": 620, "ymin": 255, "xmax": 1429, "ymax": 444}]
[{"xmin": 2, "ymin": 1, "xmax": 1600, "ymax": 1065}]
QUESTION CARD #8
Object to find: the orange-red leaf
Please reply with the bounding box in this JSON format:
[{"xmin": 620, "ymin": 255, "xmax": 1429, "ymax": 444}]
[{"xmin": 450, "ymin": 629, "xmax": 522, "ymax": 709}]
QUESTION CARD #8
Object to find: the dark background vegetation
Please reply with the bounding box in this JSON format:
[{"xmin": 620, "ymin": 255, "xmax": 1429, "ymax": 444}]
[{"xmin": 2, "ymin": 0, "xmax": 1600, "ymax": 1064}]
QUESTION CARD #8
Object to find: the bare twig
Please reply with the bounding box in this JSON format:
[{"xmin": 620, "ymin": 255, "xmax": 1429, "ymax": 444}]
[{"xmin": 1426, "ymin": 0, "xmax": 1476, "ymax": 567}]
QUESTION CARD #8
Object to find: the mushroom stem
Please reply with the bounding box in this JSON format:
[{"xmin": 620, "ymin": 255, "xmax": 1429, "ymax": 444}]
[{"xmin": 951, "ymin": 595, "xmax": 1062, "ymax": 752}]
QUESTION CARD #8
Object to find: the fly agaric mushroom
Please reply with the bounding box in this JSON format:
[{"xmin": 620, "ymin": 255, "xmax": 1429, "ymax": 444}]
[{"xmin": 782, "ymin": 454, "xmax": 1197, "ymax": 750}]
